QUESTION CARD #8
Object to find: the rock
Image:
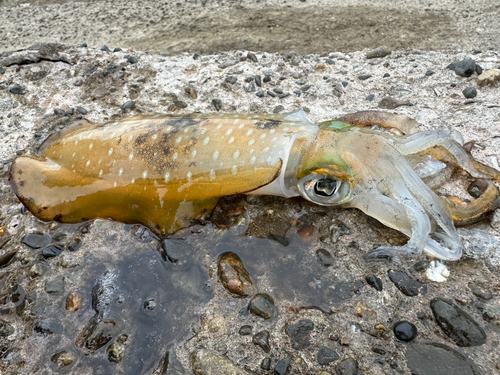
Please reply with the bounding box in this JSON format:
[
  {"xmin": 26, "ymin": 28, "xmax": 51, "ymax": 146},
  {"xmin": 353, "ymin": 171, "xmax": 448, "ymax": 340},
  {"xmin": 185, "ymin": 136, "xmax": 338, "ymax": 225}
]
[
  {"xmin": 477, "ymin": 68, "xmax": 500, "ymax": 86},
  {"xmin": 425, "ymin": 70, "xmax": 435, "ymax": 76},
  {"xmin": 261, "ymin": 357, "xmax": 271, "ymax": 370},
  {"xmin": 365, "ymin": 94, "xmax": 375, "ymax": 101},
  {"xmin": 316, "ymin": 248, "xmax": 333, "ymax": 267},
  {"xmin": 42, "ymin": 244, "xmax": 65, "ymax": 258},
  {"xmin": 212, "ymin": 98, "xmax": 222, "ymax": 111},
  {"xmin": 447, "ymin": 58, "xmax": 481, "ymax": 77},
  {"xmin": 22, "ymin": 233, "xmax": 51, "ymax": 249},
  {"xmin": 430, "ymin": 297, "xmax": 486, "ymax": 347},
  {"xmin": 121, "ymin": 100, "xmax": 136, "ymax": 111},
  {"xmin": 378, "ymin": 96, "xmax": 411, "ymax": 109},
  {"xmin": 0, "ymin": 320, "xmax": 14, "ymax": 337},
  {"xmin": 263, "ymin": 75, "xmax": 272, "ymax": 83},
  {"xmin": 45, "ymin": 276, "xmax": 65, "ymax": 294},
  {"xmin": 267, "ymin": 90, "xmax": 277, "ymax": 97},
  {"xmin": 185, "ymin": 86, "xmax": 198, "ymax": 99},
  {"xmin": 101, "ymin": 45, "xmax": 111, "ymax": 52},
  {"xmin": 108, "ymin": 342, "xmax": 125, "ymax": 363},
  {"xmin": 248, "ymin": 293, "xmax": 278, "ymax": 320},
  {"xmin": 256, "ymin": 90, "xmax": 265, "ymax": 98},
  {"xmin": 9, "ymin": 85, "xmax": 26, "ymax": 95},
  {"xmin": 0, "ymin": 66, "xmax": 5, "ymax": 74},
  {"xmin": 218, "ymin": 59, "xmax": 238, "ymax": 69},
  {"xmin": 273, "ymin": 87, "xmax": 283, "ymax": 94},
  {"xmin": 365, "ymin": 274, "xmax": 383, "ymax": 291},
  {"xmin": 273, "ymin": 105, "xmax": 284, "ymax": 113},
  {"xmin": 35, "ymin": 319, "xmax": 63, "ymax": 334},
  {"xmin": 462, "ymin": 87, "xmax": 477, "ymax": 98},
  {"xmin": 393, "ymin": 321, "xmax": 418, "ymax": 342},
  {"xmin": 225, "ymin": 76, "xmax": 237, "ymax": 84},
  {"xmin": 76, "ymin": 106, "xmax": 88, "ymax": 115},
  {"xmin": 286, "ymin": 319, "xmax": 314, "ymax": 349},
  {"xmin": 274, "ymin": 357, "xmax": 291, "ymax": 375},
  {"xmin": 51, "ymin": 351, "xmax": 76, "ymax": 371},
  {"xmin": 127, "ymin": 55, "xmax": 138, "ymax": 64},
  {"xmin": 191, "ymin": 349, "xmax": 247, "ymax": 375},
  {"xmin": 67, "ymin": 237, "xmax": 82, "ymax": 252},
  {"xmin": 252, "ymin": 330, "xmax": 270, "ymax": 353},
  {"xmin": 54, "ymin": 108, "xmax": 65, "ymax": 115},
  {"xmin": 238, "ymin": 325, "xmax": 252, "ymax": 335},
  {"xmin": 317, "ymin": 346, "xmax": 339, "ymax": 365},
  {"xmin": 66, "ymin": 293, "xmax": 83, "ymax": 311},
  {"xmin": 247, "ymin": 52, "xmax": 258, "ymax": 63},
  {"xmin": 335, "ymin": 357, "xmax": 358, "ymax": 375},
  {"xmin": 366, "ymin": 46, "xmax": 391, "ymax": 59},
  {"xmin": 406, "ymin": 342, "xmax": 482, "ymax": 375},
  {"xmin": 84, "ymin": 319, "xmax": 118, "ymax": 353},
  {"xmin": 388, "ymin": 270, "xmax": 427, "ymax": 296},
  {"xmin": 326, "ymin": 58, "xmax": 335, "ymax": 65},
  {"xmin": 358, "ymin": 74, "xmax": 372, "ymax": 80},
  {"xmin": 469, "ymin": 284, "xmax": 492, "ymax": 300},
  {"xmin": 254, "ymin": 75, "xmax": 262, "ymax": 87}
]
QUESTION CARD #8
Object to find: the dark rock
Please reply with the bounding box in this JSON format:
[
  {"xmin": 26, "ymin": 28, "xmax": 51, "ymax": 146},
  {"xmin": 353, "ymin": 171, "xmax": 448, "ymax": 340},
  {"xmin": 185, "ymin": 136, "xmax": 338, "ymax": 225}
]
[
  {"xmin": 255, "ymin": 75, "xmax": 262, "ymax": 87},
  {"xmin": 238, "ymin": 325, "xmax": 252, "ymax": 335},
  {"xmin": 84, "ymin": 319, "xmax": 118, "ymax": 353},
  {"xmin": 144, "ymin": 299, "xmax": 156, "ymax": 310},
  {"xmin": 378, "ymin": 97, "xmax": 411, "ymax": 109},
  {"xmin": 9, "ymin": 85, "xmax": 26, "ymax": 95},
  {"xmin": 42, "ymin": 244, "xmax": 65, "ymax": 258},
  {"xmin": 470, "ymin": 284, "xmax": 492, "ymax": 300},
  {"xmin": 274, "ymin": 357, "xmax": 291, "ymax": 375},
  {"xmin": 45, "ymin": 276, "xmax": 65, "ymax": 294},
  {"xmin": 35, "ymin": 319, "xmax": 63, "ymax": 334},
  {"xmin": 54, "ymin": 108, "xmax": 65, "ymax": 115},
  {"xmin": 0, "ymin": 320, "xmax": 14, "ymax": 337},
  {"xmin": 326, "ymin": 58, "xmax": 335, "ymax": 65},
  {"xmin": 335, "ymin": 357, "xmax": 358, "ymax": 375},
  {"xmin": 192, "ymin": 53, "xmax": 200, "ymax": 60},
  {"xmin": 247, "ymin": 52, "xmax": 258, "ymax": 62},
  {"xmin": 212, "ymin": 98, "xmax": 222, "ymax": 111},
  {"xmin": 256, "ymin": 90, "xmax": 265, "ymax": 98},
  {"xmin": 225, "ymin": 75, "xmax": 237, "ymax": 84},
  {"xmin": 263, "ymin": 75, "xmax": 272, "ymax": 83},
  {"xmin": 267, "ymin": 90, "xmax": 277, "ymax": 97},
  {"xmin": 430, "ymin": 297, "xmax": 486, "ymax": 347},
  {"xmin": 317, "ymin": 346, "xmax": 339, "ymax": 365},
  {"xmin": 252, "ymin": 330, "xmax": 270, "ymax": 353},
  {"xmin": 296, "ymin": 79, "xmax": 306, "ymax": 85},
  {"xmin": 65, "ymin": 108, "xmax": 74, "ymax": 115},
  {"xmin": 67, "ymin": 237, "xmax": 82, "ymax": 252},
  {"xmin": 76, "ymin": 106, "xmax": 88, "ymax": 115},
  {"xmin": 462, "ymin": 87, "xmax": 477, "ymax": 98},
  {"xmin": 108, "ymin": 342, "xmax": 125, "ymax": 363},
  {"xmin": 51, "ymin": 351, "xmax": 76, "ymax": 371},
  {"xmin": 285, "ymin": 319, "xmax": 314, "ymax": 350},
  {"xmin": 425, "ymin": 70, "xmax": 435, "ymax": 76},
  {"xmin": 0, "ymin": 66, "xmax": 6, "ymax": 74},
  {"xmin": 217, "ymin": 252, "xmax": 256, "ymax": 297},
  {"xmin": 342, "ymin": 81, "xmax": 349, "ymax": 87},
  {"xmin": 127, "ymin": 55, "xmax": 138, "ymax": 64},
  {"xmin": 383, "ymin": 73, "xmax": 390, "ymax": 78},
  {"xmin": 80, "ymin": 43, "xmax": 88, "ymax": 47},
  {"xmin": 273, "ymin": 105, "xmax": 284, "ymax": 113},
  {"xmin": 261, "ymin": 357, "xmax": 271, "ymax": 370},
  {"xmin": 447, "ymin": 58, "xmax": 481, "ymax": 77},
  {"xmin": 121, "ymin": 100, "xmax": 135, "ymax": 111},
  {"xmin": 279, "ymin": 93, "xmax": 290, "ymax": 99},
  {"xmin": 366, "ymin": 274, "xmax": 383, "ymax": 291},
  {"xmin": 406, "ymin": 342, "xmax": 483, "ymax": 375},
  {"xmin": 22, "ymin": 233, "xmax": 51, "ymax": 249},
  {"xmin": 301, "ymin": 84, "xmax": 312, "ymax": 92},
  {"xmin": 358, "ymin": 74, "xmax": 372, "ymax": 80},
  {"xmin": 372, "ymin": 345, "xmax": 386, "ymax": 355},
  {"xmin": 113, "ymin": 48, "xmax": 122, "ymax": 52},
  {"xmin": 366, "ymin": 46, "xmax": 391, "ymax": 59},
  {"xmin": 316, "ymin": 248, "xmax": 333, "ymax": 267},
  {"xmin": 365, "ymin": 94, "xmax": 375, "ymax": 101},
  {"xmin": 388, "ymin": 270, "xmax": 427, "ymax": 296},
  {"xmin": 393, "ymin": 321, "xmax": 418, "ymax": 342},
  {"xmin": 248, "ymin": 293, "xmax": 278, "ymax": 320},
  {"xmin": 273, "ymin": 87, "xmax": 283, "ymax": 94},
  {"xmin": 244, "ymin": 76, "xmax": 254, "ymax": 83},
  {"xmin": 413, "ymin": 260, "xmax": 429, "ymax": 272},
  {"xmin": 101, "ymin": 45, "xmax": 111, "ymax": 52}
]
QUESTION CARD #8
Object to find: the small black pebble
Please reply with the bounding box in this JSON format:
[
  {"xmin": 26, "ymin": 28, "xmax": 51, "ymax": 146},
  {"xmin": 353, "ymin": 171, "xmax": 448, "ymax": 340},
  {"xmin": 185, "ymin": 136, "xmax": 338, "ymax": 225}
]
[
  {"xmin": 462, "ymin": 87, "xmax": 477, "ymax": 99},
  {"xmin": 76, "ymin": 107, "xmax": 88, "ymax": 115},
  {"xmin": 42, "ymin": 245, "xmax": 65, "ymax": 259},
  {"xmin": 366, "ymin": 274, "xmax": 383, "ymax": 291},
  {"xmin": 383, "ymin": 73, "xmax": 390, "ymax": 78},
  {"xmin": 393, "ymin": 321, "xmax": 418, "ymax": 342},
  {"xmin": 263, "ymin": 76, "xmax": 271, "ymax": 83},
  {"xmin": 101, "ymin": 45, "xmax": 111, "ymax": 52},
  {"xmin": 425, "ymin": 70, "xmax": 435, "ymax": 76},
  {"xmin": 192, "ymin": 53, "xmax": 200, "ymax": 60},
  {"xmin": 317, "ymin": 346, "xmax": 339, "ymax": 365},
  {"xmin": 450, "ymin": 83, "xmax": 456, "ymax": 87},
  {"xmin": 254, "ymin": 75, "xmax": 262, "ymax": 87},
  {"xmin": 80, "ymin": 43, "xmax": 87, "ymax": 47},
  {"xmin": 366, "ymin": 94, "xmax": 375, "ymax": 101},
  {"xmin": 0, "ymin": 67, "xmax": 6, "ymax": 74},
  {"xmin": 54, "ymin": 108, "xmax": 65, "ymax": 115},
  {"xmin": 279, "ymin": 93, "xmax": 290, "ymax": 99},
  {"xmin": 341, "ymin": 81, "xmax": 349, "ymax": 87},
  {"xmin": 121, "ymin": 100, "xmax": 135, "ymax": 111},
  {"xmin": 212, "ymin": 98, "xmax": 222, "ymax": 111},
  {"xmin": 127, "ymin": 56, "xmax": 138, "ymax": 64},
  {"xmin": 113, "ymin": 47, "xmax": 122, "ymax": 52},
  {"xmin": 261, "ymin": 357, "xmax": 271, "ymax": 370},
  {"xmin": 65, "ymin": 108, "xmax": 74, "ymax": 116},
  {"xmin": 273, "ymin": 88, "xmax": 283, "ymax": 94},
  {"xmin": 239, "ymin": 325, "xmax": 252, "ymax": 335},
  {"xmin": 256, "ymin": 90, "xmax": 265, "ymax": 98},
  {"xmin": 9, "ymin": 85, "xmax": 26, "ymax": 95},
  {"xmin": 267, "ymin": 90, "xmax": 276, "ymax": 97},
  {"xmin": 413, "ymin": 260, "xmax": 429, "ymax": 272},
  {"xmin": 358, "ymin": 74, "xmax": 372, "ymax": 80},
  {"xmin": 225, "ymin": 76, "xmax": 237, "ymax": 84},
  {"xmin": 274, "ymin": 357, "xmax": 291, "ymax": 375},
  {"xmin": 294, "ymin": 90, "xmax": 302, "ymax": 96},
  {"xmin": 325, "ymin": 58, "xmax": 335, "ymax": 65}
]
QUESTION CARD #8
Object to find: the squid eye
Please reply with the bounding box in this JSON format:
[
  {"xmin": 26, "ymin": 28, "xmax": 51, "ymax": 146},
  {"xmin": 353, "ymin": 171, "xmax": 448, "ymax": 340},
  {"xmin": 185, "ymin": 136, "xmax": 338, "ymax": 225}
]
[{"xmin": 314, "ymin": 178, "xmax": 337, "ymax": 197}]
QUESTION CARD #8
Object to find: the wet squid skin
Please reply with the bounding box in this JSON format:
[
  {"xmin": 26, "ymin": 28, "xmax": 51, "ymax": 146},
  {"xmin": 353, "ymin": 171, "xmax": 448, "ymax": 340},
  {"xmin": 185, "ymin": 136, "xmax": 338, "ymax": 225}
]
[{"xmin": 9, "ymin": 110, "xmax": 500, "ymax": 261}]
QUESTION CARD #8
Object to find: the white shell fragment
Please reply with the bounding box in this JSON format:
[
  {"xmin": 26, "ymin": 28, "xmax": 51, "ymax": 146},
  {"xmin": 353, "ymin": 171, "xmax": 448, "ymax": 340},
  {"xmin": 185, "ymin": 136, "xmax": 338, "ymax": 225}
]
[{"xmin": 425, "ymin": 260, "xmax": 450, "ymax": 282}]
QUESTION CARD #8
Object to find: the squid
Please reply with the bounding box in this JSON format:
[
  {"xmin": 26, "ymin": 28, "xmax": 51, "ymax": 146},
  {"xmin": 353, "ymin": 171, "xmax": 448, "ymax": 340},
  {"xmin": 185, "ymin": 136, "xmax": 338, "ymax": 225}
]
[{"xmin": 9, "ymin": 110, "xmax": 500, "ymax": 261}]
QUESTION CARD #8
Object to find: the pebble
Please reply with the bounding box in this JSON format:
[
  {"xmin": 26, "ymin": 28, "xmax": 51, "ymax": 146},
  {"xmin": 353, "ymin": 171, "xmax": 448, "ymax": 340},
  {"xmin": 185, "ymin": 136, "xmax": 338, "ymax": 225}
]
[
  {"xmin": 393, "ymin": 321, "xmax": 418, "ymax": 342},
  {"xmin": 247, "ymin": 52, "xmax": 258, "ymax": 63},
  {"xmin": 35, "ymin": 319, "xmax": 63, "ymax": 334},
  {"xmin": 0, "ymin": 66, "xmax": 6, "ymax": 74},
  {"xmin": 273, "ymin": 105, "xmax": 284, "ymax": 113},
  {"xmin": 238, "ymin": 325, "xmax": 252, "ymax": 335},
  {"xmin": 185, "ymin": 86, "xmax": 198, "ymax": 99},
  {"xmin": 121, "ymin": 100, "xmax": 135, "ymax": 111},
  {"xmin": 273, "ymin": 87, "xmax": 283, "ymax": 94},
  {"xmin": 447, "ymin": 58, "xmax": 482, "ymax": 77},
  {"xmin": 108, "ymin": 342, "xmax": 125, "ymax": 363},
  {"xmin": 256, "ymin": 90, "xmax": 265, "ymax": 98},
  {"xmin": 0, "ymin": 320, "xmax": 14, "ymax": 337},
  {"xmin": 286, "ymin": 319, "xmax": 314, "ymax": 350},
  {"xmin": 365, "ymin": 274, "xmax": 383, "ymax": 291},
  {"xmin": 217, "ymin": 252, "xmax": 256, "ymax": 297},
  {"xmin": 252, "ymin": 330, "xmax": 270, "ymax": 353},
  {"xmin": 254, "ymin": 75, "xmax": 262, "ymax": 87},
  {"xmin": 365, "ymin": 94, "xmax": 375, "ymax": 101},
  {"xmin": 42, "ymin": 244, "xmax": 65, "ymax": 258},
  {"xmin": 67, "ymin": 237, "xmax": 82, "ymax": 252},
  {"xmin": 469, "ymin": 284, "xmax": 493, "ymax": 300},
  {"xmin": 212, "ymin": 98, "xmax": 222, "ymax": 111},
  {"xmin": 463, "ymin": 86, "xmax": 478, "ymax": 99},
  {"xmin": 316, "ymin": 248, "xmax": 333, "ymax": 267},
  {"xmin": 218, "ymin": 59, "xmax": 238, "ymax": 69},
  {"xmin": 66, "ymin": 293, "xmax": 82, "ymax": 311},
  {"xmin": 325, "ymin": 58, "xmax": 335, "ymax": 65},
  {"xmin": 248, "ymin": 293, "xmax": 278, "ymax": 320},
  {"xmin": 477, "ymin": 68, "xmax": 500, "ymax": 86},
  {"xmin": 127, "ymin": 55, "xmax": 138, "ymax": 64},
  {"xmin": 335, "ymin": 357, "xmax": 358, "ymax": 375},
  {"xmin": 261, "ymin": 357, "xmax": 271, "ymax": 370},
  {"xmin": 317, "ymin": 346, "xmax": 339, "ymax": 365},
  {"xmin": 84, "ymin": 319, "xmax": 118, "ymax": 353},
  {"xmin": 388, "ymin": 270, "xmax": 427, "ymax": 296},
  {"xmin": 274, "ymin": 357, "xmax": 291, "ymax": 375},
  {"xmin": 263, "ymin": 75, "xmax": 272, "ymax": 83},
  {"xmin": 22, "ymin": 233, "xmax": 51, "ymax": 249},
  {"xmin": 9, "ymin": 85, "xmax": 26, "ymax": 95},
  {"xmin": 358, "ymin": 74, "xmax": 372, "ymax": 80},
  {"xmin": 406, "ymin": 342, "xmax": 482, "ymax": 375},
  {"xmin": 365, "ymin": 46, "xmax": 391, "ymax": 59},
  {"xmin": 45, "ymin": 276, "xmax": 65, "ymax": 294},
  {"xmin": 425, "ymin": 70, "xmax": 435, "ymax": 76},
  {"xmin": 76, "ymin": 106, "xmax": 88, "ymax": 115},
  {"xmin": 54, "ymin": 108, "xmax": 65, "ymax": 115},
  {"xmin": 378, "ymin": 96, "xmax": 411, "ymax": 109},
  {"xmin": 51, "ymin": 351, "xmax": 76, "ymax": 371},
  {"xmin": 101, "ymin": 45, "xmax": 111, "ymax": 52},
  {"xmin": 430, "ymin": 297, "xmax": 486, "ymax": 347},
  {"xmin": 191, "ymin": 349, "xmax": 247, "ymax": 375},
  {"xmin": 225, "ymin": 76, "xmax": 237, "ymax": 84},
  {"xmin": 267, "ymin": 90, "xmax": 276, "ymax": 97}
]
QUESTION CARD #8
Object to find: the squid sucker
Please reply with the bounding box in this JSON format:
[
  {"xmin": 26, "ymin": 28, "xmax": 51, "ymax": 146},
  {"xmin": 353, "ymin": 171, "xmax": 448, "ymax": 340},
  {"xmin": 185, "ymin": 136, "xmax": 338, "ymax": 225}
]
[{"xmin": 9, "ymin": 110, "xmax": 500, "ymax": 261}]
